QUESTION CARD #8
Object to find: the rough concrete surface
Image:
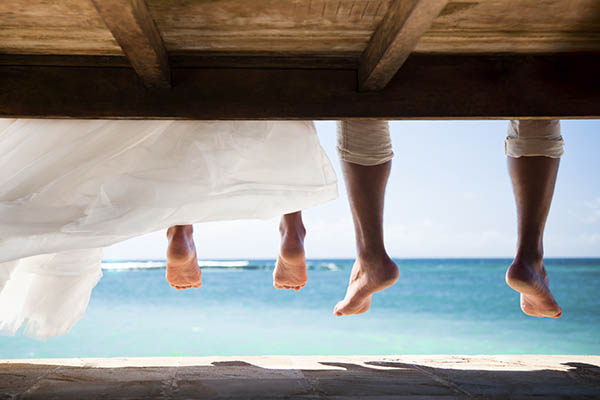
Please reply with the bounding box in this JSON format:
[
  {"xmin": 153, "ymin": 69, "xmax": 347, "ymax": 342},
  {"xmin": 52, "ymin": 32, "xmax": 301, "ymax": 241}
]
[{"xmin": 1, "ymin": 355, "xmax": 599, "ymax": 399}]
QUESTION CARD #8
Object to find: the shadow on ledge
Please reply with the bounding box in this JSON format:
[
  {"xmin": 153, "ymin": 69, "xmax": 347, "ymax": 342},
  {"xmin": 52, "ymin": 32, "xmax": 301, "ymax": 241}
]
[{"xmin": 1, "ymin": 358, "xmax": 599, "ymax": 399}]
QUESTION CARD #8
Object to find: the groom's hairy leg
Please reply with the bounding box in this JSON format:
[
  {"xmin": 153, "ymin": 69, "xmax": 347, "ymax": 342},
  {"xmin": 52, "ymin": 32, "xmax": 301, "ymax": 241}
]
[
  {"xmin": 334, "ymin": 161, "xmax": 399, "ymax": 316},
  {"xmin": 505, "ymin": 156, "xmax": 562, "ymax": 318}
]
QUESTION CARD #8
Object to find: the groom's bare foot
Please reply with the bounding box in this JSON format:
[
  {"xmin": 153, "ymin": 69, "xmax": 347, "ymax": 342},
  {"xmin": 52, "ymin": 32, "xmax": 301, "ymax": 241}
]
[
  {"xmin": 506, "ymin": 258, "xmax": 562, "ymax": 318},
  {"xmin": 273, "ymin": 221, "xmax": 307, "ymax": 291},
  {"xmin": 166, "ymin": 225, "xmax": 202, "ymax": 290},
  {"xmin": 334, "ymin": 255, "xmax": 399, "ymax": 316}
]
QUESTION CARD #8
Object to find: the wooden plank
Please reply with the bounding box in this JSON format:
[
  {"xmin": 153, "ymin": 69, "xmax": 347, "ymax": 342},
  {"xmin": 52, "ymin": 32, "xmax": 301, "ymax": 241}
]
[
  {"xmin": 147, "ymin": 0, "xmax": 600, "ymax": 55},
  {"xmin": 417, "ymin": 0, "xmax": 600, "ymax": 54},
  {"xmin": 146, "ymin": 0, "xmax": 387, "ymax": 55},
  {"xmin": 0, "ymin": 55, "xmax": 598, "ymax": 119},
  {"xmin": 359, "ymin": 0, "xmax": 449, "ymax": 91},
  {"xmin": 91, "ymin": 0, "xmax": 171, "ymax": 88},
  {"xmin": 2, "ymin": 0, "xmax": 599, "ymax": 57},
  {"xmin": 0, "ymin": 0, "xmax": 122, "ymax": 56}
]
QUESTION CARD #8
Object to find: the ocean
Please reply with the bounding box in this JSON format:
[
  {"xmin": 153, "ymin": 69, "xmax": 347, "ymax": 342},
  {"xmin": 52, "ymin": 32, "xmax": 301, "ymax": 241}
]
[{"xmin": 1, "ymin": 259, "xmax": 599, "ymax": 358}]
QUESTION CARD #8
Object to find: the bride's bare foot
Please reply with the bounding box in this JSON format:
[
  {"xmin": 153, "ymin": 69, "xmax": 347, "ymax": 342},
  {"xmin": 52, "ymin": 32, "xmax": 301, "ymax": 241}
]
[
  {"xmin": 334, "ymin": 255, "xmax": 399, "ymax": 316},
  {"xmin": 506, "ymin": 257, "xmax": 562, "ymax": 318},
  {"xmin": 166, "ymin": 225, "xmax": 202, "ymax": 290},
  {"xmin": 273, "ymin": 214, "xmax": 307, "ymax": 291}
]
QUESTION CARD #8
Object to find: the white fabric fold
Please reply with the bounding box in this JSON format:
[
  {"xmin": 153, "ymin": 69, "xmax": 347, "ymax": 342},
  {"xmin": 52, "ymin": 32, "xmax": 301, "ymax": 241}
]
[
  {"xmin": 0, "ymin": 119, "xmax": 337, "ymax": 338},
  {"xmin": 0, "ymin": 249, "xmax": 103, "ymax": 339}
]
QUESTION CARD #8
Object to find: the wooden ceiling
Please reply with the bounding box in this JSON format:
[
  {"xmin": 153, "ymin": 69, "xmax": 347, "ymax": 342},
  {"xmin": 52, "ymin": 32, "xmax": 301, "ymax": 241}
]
[
  {"xmin": 2, "ymin": 0, "xmax": 599, "ymax": 56},
  {"xmin": 0, "ymin": 0, "xmax": 599, "ymax": 119}
]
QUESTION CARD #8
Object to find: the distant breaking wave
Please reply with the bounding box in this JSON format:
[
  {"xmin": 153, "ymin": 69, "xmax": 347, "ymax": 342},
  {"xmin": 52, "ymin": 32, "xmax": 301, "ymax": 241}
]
[
  {"xmin": 101, "ymin": 261, "xmax": 166, "ymax": 270},
  {"xmin": 101, "ymin": 260, "xmax": 345, "ymax": 271},
  {"xmin": 197, "ymin": 260, "xmax": 249, "ymax": 267},
  {"xmin": 102, "ymin": 260, "xmax": 250, "ymax": 270}
]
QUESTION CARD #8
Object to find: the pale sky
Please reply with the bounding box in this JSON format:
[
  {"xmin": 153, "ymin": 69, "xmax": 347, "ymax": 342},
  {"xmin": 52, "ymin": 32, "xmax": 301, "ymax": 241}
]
[{"xmin": 104, "ymin": 120, "xmax": 600, "ymax": 260}]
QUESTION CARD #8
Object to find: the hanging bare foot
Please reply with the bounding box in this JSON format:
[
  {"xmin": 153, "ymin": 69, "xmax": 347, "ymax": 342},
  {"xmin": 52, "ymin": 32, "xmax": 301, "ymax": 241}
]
[
  {"xmin": 166, "ymin": 225, "xmax": 202, "ymax": 290},
  {"xmin": 273, "ymin": 212, "xmax": 307, "ymax": 291},
  {"xmin": 506, "ymin": 257, "xmax": 562, "ymax": 318},
  {"xmin": 334, "ymin": 255, "xmax": 398, "ymax": 316}
]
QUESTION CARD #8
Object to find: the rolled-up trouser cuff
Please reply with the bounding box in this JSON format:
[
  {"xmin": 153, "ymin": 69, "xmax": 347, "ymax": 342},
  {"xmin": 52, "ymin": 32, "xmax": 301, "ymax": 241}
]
[
  {"xmin": 505, "ymin": 119, "xmax": 564, "ymax": 158},
  {"xmin": 336, "ymin": 120, "xmax": 394, "ymax": 166}
]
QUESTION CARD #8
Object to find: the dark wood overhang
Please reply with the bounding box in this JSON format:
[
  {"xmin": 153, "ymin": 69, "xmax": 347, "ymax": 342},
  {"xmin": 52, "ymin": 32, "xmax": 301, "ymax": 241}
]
[{"xmin": 1, "ymin": 0, "xmax": 599, "ymax": 119}]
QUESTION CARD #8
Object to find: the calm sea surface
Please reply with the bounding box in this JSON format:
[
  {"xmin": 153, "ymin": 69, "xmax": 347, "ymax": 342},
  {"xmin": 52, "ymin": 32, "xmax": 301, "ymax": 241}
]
[{"xmin": 1, "ymin": 259, "xmax": 599, "ymax": 358}]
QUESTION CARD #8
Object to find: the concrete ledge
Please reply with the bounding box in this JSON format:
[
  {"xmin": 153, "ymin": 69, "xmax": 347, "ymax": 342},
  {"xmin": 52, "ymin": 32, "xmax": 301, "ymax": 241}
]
[{"xmin": 1, "ymin": 355, "xmax": 599, "ymax": 399}]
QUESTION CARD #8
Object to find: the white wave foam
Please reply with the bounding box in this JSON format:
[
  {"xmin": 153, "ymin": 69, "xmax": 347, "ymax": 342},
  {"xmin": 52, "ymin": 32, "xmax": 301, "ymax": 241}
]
[
  {"xmin": 322, "ymin": 262, "xmax": 341, "ymax": 271},
  {"xmin": 197, "ymin": 260, "xmax": 249, "ymax": 268},
  {"xmin": 101, "ymin": 261, "xmax": 165, "ymax": 270},
  {"xmin": 101, "ymin": 260, "xmax": 251, "ymax": 270},
  {"xmin": 310, "ymin": 262, "xmax": 341, "ymax": 271}
]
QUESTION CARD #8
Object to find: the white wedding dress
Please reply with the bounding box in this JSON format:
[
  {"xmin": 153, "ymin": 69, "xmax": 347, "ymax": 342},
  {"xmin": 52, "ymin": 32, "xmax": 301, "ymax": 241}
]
[{"xmin": 0, "ymin": 119, "xmax": 337, "ymax": 339}]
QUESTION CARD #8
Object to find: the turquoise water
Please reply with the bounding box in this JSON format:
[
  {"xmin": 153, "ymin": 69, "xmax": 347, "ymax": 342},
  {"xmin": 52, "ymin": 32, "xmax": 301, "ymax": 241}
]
[{"xmin": 1, "ymin": 259, "xmax": 599, "ymax": 358}]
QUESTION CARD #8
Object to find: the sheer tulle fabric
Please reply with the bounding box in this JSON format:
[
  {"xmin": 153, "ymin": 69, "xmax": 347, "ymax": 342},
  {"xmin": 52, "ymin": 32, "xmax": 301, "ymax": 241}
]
[{"xmin": 0, "ymin": 119, "xmax": 337, "ymax": 339}]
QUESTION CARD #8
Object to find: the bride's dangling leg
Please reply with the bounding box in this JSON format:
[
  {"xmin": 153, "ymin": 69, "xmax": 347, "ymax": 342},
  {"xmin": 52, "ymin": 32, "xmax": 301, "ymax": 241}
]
[
  {"xmin": 166, "ymin": 225, "xmax": 202, "ymax": 290},
  {"xmin": 273, "ymin": 211, "xmax": 307, "ymax": 291}
]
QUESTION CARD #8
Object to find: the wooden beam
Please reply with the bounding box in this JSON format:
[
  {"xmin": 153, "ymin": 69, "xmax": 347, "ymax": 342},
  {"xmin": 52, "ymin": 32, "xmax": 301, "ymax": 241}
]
[
  {"xmin": 91, "ymin": 0, "xmax": 171, "ymax": 88},
  {"xmin": 168, "ymin": 54, "xmax": 359, "ymax": 70},
  {"xmin": 0, "ymin": 54, "xmax": 358, "ymax": 70},
  {"xmin": 0, "ymin": 55, "xmax": 131, "ymax": 68},
  {"xmin": 1, "ymin": 55, "xmax": 598, "ymax": 119},
  {"xmin": 359, "ymin": 0, "xmax": 449, "ymax": 91}
]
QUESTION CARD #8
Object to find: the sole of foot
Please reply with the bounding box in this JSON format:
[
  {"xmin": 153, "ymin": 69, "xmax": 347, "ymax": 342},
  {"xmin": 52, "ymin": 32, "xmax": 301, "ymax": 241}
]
[
  {"xmin": 505, "ymin": 260, "xmax": 562, "ymax": 318},
  {"xmin": 273, "ymin": 244, "xmax": 307, "ymax": 291},
  {"xmin": 166, "ymin": 228, "xmax": 202, "ymax": 290},
  {"xmin": 273, "ymin": 257, "xmax": 307, "ymax": 291},
  {"xmin": 273, "ymin": 226, "xmax": 307, "ymax": 291},
  {"xmin": 333, "ymin": 256, "xmax": 399, "ymax": 317}
]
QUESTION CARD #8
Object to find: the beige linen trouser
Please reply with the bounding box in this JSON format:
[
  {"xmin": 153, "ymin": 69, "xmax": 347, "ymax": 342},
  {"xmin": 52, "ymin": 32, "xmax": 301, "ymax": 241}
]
[{"xmin": 336, "ymin": 120, "xmax": 564, "ymax": 166}]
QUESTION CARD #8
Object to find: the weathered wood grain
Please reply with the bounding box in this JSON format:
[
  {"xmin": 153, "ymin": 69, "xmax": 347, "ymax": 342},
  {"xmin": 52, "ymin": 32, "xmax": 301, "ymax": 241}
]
[
  {"xmin": 1, "ymin": 0, "xmax": 599, "ymax": 57},
  {"xmin": 359, "ymin": 0, "xmax": 449, "ymax": 91},
  {"xmin": 1, "ymin": 55, "xmax": 597, "ymax": 119},
  {"xmin": 146, "ymin": 0, "xmax": 388, "ymax": 55},
  {"xmin": 91, "ymin": 0, "xmax": 171, "ymax": 88},
  {"xmin": 417, "ymin": 0, "xmax": 600, "ymax": 53},
  {"xmin": 0, "ymin": 0, "xmax": 122, "ymax": 55}
]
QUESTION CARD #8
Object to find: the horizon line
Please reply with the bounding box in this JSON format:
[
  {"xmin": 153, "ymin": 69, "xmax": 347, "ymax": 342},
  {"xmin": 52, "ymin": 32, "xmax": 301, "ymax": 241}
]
[{"xmin": 102, "ymin": 256, "xmax": 600, "ymax": 262}]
